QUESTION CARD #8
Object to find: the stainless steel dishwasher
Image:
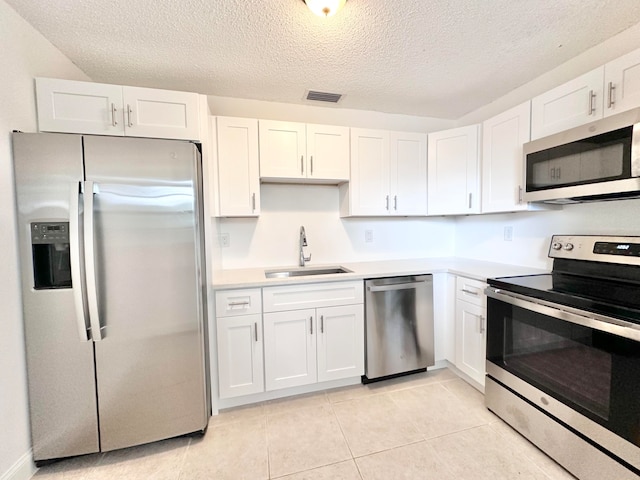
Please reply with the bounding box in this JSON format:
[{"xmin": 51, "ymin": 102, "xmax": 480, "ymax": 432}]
[{"xmin": 363, "ymin": 275, "xmax": 434, "ymax": 382}]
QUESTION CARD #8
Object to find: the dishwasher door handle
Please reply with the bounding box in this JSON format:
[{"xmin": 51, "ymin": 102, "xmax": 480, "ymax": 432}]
[{"xmin": 368, "ymin": 281, "xmax": 427, "ymax": 292}]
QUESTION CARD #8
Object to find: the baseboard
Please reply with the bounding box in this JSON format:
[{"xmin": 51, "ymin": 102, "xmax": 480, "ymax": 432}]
[{"xmin": 0, "ymin": 450, "xmax": 37, "ymax": 480}]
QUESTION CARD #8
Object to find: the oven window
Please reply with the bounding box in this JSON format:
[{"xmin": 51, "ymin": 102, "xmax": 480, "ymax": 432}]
[
  {"xmin": 487, "ymin": 297, "xmax": 640, "ymax": 447},
  {"xmin": 526, "ymin": 126, "xmax": 632, "ymax": 192}
]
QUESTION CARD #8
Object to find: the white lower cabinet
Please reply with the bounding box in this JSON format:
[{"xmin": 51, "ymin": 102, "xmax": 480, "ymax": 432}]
[
  {"xmin": 264, "ymin": 309, "xmax": 317, "ymax": 391},
  {"xmin": 215, "ymin": 289, "xmax": 264, "ymax": 399},
  {"xmin": 263, "ymin": 281, "xmax": 364, "ymax": 392},
  {"xmin": 454, "ymin": 276, "xmax": 487, "ymax": 388}
]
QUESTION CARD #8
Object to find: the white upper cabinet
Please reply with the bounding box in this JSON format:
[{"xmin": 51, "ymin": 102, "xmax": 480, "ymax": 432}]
[
  {"xmin": 531, "ymin": 67, "xmax": 604, "ymax": 140},
  {"xmin": 481, "ymin": 101, "xmax": 532, "ymax": 213},
  {"xmin": 341, "ymin": 128, "xmax": 427, "ymax": 216},
  {"xmin": 427, "ymin": 124, "xmax": 480, "ymax": 215},
  {"xmin": 604, "ymin": 47, "xmax": 640, "ymax": 117},
  {"xmin": 35, "ymin": 78, "xmax": 200, "ymax": 140},
  {"xmin": 214, "ymin": 116, "xmax": 260, "ymax": 217},
  {"xmin": 258, "ymin": 120, "xmax": 349, "ymax": 183},
  {"xmin": 390, "ymin": 131, "xmax": 428, "ymax": 216}
]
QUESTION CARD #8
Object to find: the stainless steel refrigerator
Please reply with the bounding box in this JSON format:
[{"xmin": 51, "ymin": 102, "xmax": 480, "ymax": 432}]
[{"xmin": 12, "ymin": 132, "xmax": 210, "ymax": 464}]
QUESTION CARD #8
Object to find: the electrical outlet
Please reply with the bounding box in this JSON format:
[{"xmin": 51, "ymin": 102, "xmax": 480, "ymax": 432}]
[
  {"xmin": 504, "ymin": 226, "xmax": 513, "ymax": 242},
  {"xmin": 220, "ymin": 233, "xmax": 230, "ymax": 248},
  {"xmin": 365, "ymin": 230, "xmax": 374, "ymax": 243}
]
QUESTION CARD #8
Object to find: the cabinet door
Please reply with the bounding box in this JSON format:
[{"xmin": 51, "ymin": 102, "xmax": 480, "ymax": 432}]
[
  {"xmin": 264, "ymin": 309, "xmax": 317, "ymax": 390},
  {"xmin": 306, "ymin": 124, "xmax": 350, "ymax": 181},
  {"xmin": 349, "ymin": 128, "xmax": 390, "ymax": 215},
  {"xmin": 604, "ymin": 47, "xmax": 640, "ymax": 117},
  {"xmin": 390, "ymin": 132, "xmax": 427, "ymax": 215},
  {"xmin": 216, "ymin": 117, "xmax": 260, "ymax": 216},
  {"xmin": 216, "ymin": 314, "xmax": 264, "ymax": 399},
  {"xmin": 317, "ymin": 305, "xmax": 364, "ymax": 382},
  {"xmin": 122, "ymin": 86, "xmax": 200, "ymax": 140},
  {"xmin": 259, "ymin": 120, "xmax": 306, "ymax": 180},
  {"xmin": 531, "ymin": 67, "xmax": 604, "ymax": 140},
  {"xmin": 427, "ymin": 125, "xmax": 480, "ymax": 215},
  {"xmin": 481, "ymin": 102, "xmax": 531, "ymax": 213},
  {"xmin": 455, "ymin": 300, "xmax": 486, "ymax": 387},
  {"xmin": 35, "ymin": 78, "xmax": 124, "ymax": 136}
]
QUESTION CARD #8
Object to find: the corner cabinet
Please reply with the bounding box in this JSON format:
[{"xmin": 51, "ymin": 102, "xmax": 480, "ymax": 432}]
[
  {"xmin": 604, "ymin": 46, "xmax": 640, "ymax": 118},
  {"xmin": 215, "ymin": 289, "xmax": 264, "ymax": 399},
  {"xmin": 258, "ymin": 120, "xmax": 349, "ymax": 183},
  {"xmin": 35, "ymin": 78, "xmax": 201, "ymax": 140},
  {"xmin": 427, "ymin": 125, "xmax": 480, "ymax": 215},
  {"xmin": 481, "ymin": 101, "xmax": 533, "ymax": 213},
  {"xmin": 214, "ymin": 116, "xmax": 260, "ymax": 217},
  {"xmin": 262, "ymin": 281, "xmax": 364, "ymax": 391},
  {"xmin": 454, "ymin": 276, "xmax": 487, "ymax": 389},
  {"xmin": 340, "ymin": 128, "xmax": 427, "ymax": 216}
]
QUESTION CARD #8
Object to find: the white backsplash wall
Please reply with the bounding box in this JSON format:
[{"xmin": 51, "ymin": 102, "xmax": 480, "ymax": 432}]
[
  {"xmin": 218, "ymin": 184, "xmax": 456, "ymax": 269},
  {"xmin": 454, "ymin": 199, "xmax": 640, "ymax": 269}
]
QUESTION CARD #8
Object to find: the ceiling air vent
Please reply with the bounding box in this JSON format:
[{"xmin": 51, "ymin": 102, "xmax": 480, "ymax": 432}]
[{"xmin": 305, "ymin": 90, "xmax": 343, "ymax": 103}]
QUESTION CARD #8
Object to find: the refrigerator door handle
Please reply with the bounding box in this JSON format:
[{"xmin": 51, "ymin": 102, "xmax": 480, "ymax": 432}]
[
  {"xmin": 70, "ymin": 181, "xmax": 90, "ymax": 342},
  {"xmin": 83, "ymin": 180, "xmax": 104, "ymax": 341}
]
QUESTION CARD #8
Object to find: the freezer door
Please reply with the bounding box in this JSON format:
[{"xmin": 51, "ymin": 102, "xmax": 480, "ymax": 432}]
[
  {"xmin": 12, "ymin": 133, "xmax": 99, "ymax": 461},
  {"xmin": 82, "ymin": 136, "xmax": 207, "ymax": 451}
]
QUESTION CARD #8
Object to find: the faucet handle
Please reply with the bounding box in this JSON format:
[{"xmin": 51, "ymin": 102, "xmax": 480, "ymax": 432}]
[{"xmin": 304, "ymin": 253, "xmax": 312, "ymax": 262}]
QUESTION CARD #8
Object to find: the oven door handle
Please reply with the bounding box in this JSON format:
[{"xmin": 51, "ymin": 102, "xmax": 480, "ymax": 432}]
[{"xmin": 485, "ymin": 287, "xmax": 640, "ymax": 343}]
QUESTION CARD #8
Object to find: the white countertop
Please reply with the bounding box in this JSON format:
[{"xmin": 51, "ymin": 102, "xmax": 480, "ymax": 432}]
[{"xmin": 212, "ymin": 257, "xmax": 547, "ymax": 290}]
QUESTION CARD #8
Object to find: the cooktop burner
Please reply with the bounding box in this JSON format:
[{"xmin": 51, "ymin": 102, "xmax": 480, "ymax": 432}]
[{"xmin": 487, "ymin": 235, "xmax": 640, "ymax": 325}]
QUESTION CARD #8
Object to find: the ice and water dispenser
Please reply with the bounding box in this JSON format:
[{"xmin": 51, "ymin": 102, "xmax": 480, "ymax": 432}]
[{"xmin": 31, "ymin": 222, "xmax": 72, "ymax": 289}]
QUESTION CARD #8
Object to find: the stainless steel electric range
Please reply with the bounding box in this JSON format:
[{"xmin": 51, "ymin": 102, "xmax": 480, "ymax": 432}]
[{"xmin": 485, "ymin": 235, "xmax": 640, "ymax": 480}]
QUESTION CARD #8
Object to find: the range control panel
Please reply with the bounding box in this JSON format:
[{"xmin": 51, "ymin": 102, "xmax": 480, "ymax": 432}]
[{"xmin": 549, "ymin": 235, "xmax": 640, "ymax": 265}]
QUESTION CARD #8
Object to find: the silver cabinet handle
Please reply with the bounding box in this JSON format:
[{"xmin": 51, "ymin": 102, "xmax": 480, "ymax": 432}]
[
  {"xmin": 588, "ymin": 90, "xmax": 596, "ymax": 115},
  {"xmin": 228, "ymin": 301, "xmax": 249, "ymax": 307},
  {"xmin": 111, "ymin": 103, "xmax": 118, "ymax": 127},
  {"xmin": 518, "ymin": 186, "xmax": 523, "ymax": 204},
  {"xmin": 127, "ymin": 104, "xmax": 133, "ymax": 127},
  {"xmin": 252, "ymin": 193, "xmax": 256, "ymax": 211},
  {"xmin": 254, "ymin": 322, "xmax": 258, "ymax": 342},
  {"xmin": 461, "ymin": 288, "xmax": 479, "ymax": 296},
  {"xmin": 301, "ymin": 155, "xmax": 304, "ymax": 175},
  {"xmin": 479, "ymin": 315, "xmax": 485, "ymax": 333},
  {"xmin": 468, "ymin": 193, "xmax": 472, "ymax": 209},
  {"xmin": 310, "ymin": 155, "xmax": 313, "ymax": 176},
  {"xmin": 550, "ymin": 167, "xmax": 556, "ymax": 180},
  {"xmin": 368, "ymin": 280, "xmax": 427, "ymax": 292},
  {"xmin": 83, "ymin": 180, "xmax": 103, "ymax": 341},
  {"xmin": 385, "ymin": 195, "xmax": 389, "ymax": 210},
  {"xmin": 394, "ymin": 195, "xmax": 397, "ymax": 210},
  {"xmin": 70, "ymin": 182, "xmax": 90, "ymax": 342},
  {"xmin": 310, "ymin": 316, "xmax": 313, "ymax": 335},
  {"xmin": 557, "ymin": 167, "xmax": 561, "ymax": 179},
  {"xmin": 607, "ymin": 82, "xmax": 615, "ymax": 108},
  {"xmin": 321, "ymin": 315, "xmax": 324, "ymax": 334}
]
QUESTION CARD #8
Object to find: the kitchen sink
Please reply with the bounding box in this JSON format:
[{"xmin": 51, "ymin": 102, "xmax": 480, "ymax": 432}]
[{"xmin": 265, "ymin": 266, "xmax": 352, "ymax": 279}]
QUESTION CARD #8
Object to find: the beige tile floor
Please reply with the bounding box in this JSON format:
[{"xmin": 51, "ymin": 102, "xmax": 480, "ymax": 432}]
[{"xmin": 34, "ymin": 368, "xmax": 576, "ymax": 480}]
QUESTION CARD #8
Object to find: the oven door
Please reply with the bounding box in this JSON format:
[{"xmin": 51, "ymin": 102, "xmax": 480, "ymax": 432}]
[{"xmin": 485, "ymin": 287, "xmax": 640, "ymax": 471}]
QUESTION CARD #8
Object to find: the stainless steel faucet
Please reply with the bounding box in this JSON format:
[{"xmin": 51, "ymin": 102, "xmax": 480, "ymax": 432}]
[{"xmin": 299, "ymin": 226, "xmax": 311, "ymax": 267}]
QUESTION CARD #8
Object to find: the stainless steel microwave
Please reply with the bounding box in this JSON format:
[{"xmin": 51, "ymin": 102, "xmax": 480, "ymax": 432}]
[{"xmin": 523, "ymin": 107, "xmax": 640, "ymax": 204}]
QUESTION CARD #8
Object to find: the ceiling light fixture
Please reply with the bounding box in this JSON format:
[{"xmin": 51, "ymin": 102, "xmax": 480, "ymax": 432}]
[{"xmin": 303, "ymin": 0, "xmax": 347, "ymax": 17}]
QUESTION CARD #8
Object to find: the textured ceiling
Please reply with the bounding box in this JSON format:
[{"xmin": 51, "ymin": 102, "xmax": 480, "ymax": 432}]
[{"xmin": 7, "ymin": 0, "xmax": 640, "ymax": 119}]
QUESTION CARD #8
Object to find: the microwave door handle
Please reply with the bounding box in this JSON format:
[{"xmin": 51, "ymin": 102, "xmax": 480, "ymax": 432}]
[
  {"xmin": 83, "ymin": 180, "xmax": 104, "ymax": 341},
  {"xmin": 70, "ymin": 181, "xmax": 90, "ymax": 342}
]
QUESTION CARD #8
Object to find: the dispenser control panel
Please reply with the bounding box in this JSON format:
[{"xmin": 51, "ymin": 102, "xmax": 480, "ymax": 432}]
[{"xmin": 31, "ymin": 222, "xmax": 69, "ymax": 244}]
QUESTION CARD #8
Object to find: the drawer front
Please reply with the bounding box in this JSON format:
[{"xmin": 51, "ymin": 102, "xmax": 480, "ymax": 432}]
[
  {"xmin": 263, "ymin": 281, "xmax": 364, "ymax": 313},
  {"xmin": 456, "ymin": 276, "xmax": 487, "ymax": 306},
  {"xmin": 215, "ymin": 288, "xmax": 262, "ymax": 317}
]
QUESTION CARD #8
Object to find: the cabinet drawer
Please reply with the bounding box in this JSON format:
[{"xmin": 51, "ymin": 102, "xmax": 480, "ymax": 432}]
[
  {"xmin": 263, "ymin": 281, "xmax": 364, "ymax": 313},
  {"xmin": 215, "ymin": 288, "xmax": 262, "ymax": 317},
  {"xmin": 455, "ymin": 276, "xmax": 487, "ymax": 306}
]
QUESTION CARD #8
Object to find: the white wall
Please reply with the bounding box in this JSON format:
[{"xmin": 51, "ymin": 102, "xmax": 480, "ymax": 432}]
[
  {"xmin": 208, "ymin": 95, "xmax": 456, "ymax": 133},
  {"xmin": 218, "ymin": 184, "xmax": 455, "ymax": 269},
  {"xmin": 454, "ymin": 199, "xmax": 640, "ymax": 269},
  {"xmin": 0, "ymin": 2, "xmax": 90, "ymax": 479}
]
